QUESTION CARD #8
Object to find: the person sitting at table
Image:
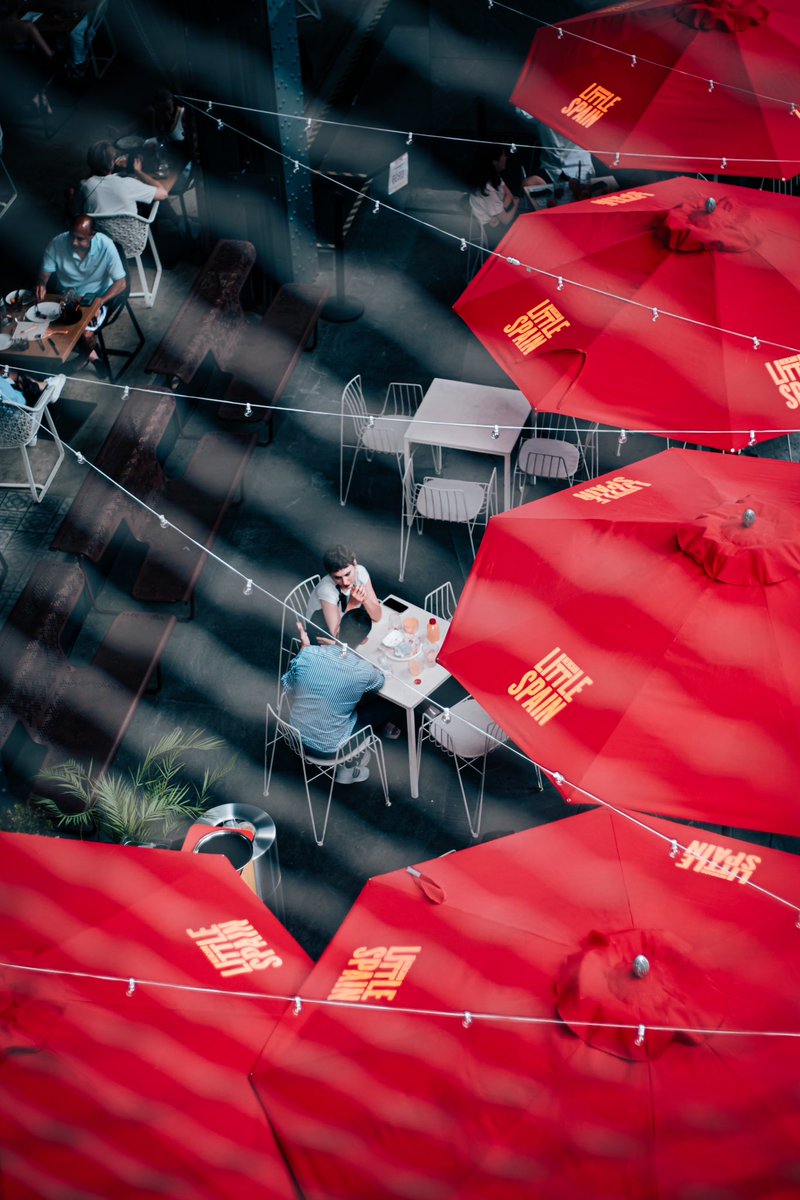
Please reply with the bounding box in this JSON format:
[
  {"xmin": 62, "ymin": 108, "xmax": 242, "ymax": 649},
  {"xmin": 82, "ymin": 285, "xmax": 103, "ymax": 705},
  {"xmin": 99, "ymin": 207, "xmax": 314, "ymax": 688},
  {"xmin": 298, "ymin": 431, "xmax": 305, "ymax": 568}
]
[
  {"xmin": 78, "ymin": 139, "xmax": 168, "ymax": 215},
  {"xmin": 468, "ymin": 145, "xmax": 544, "ymax": 249},
  {"xmin": 0, "ymin": 370, "xmax": 46, "ymax": 407},
  {"xmin": 281, "ymin": 610, "xmax": 387, "ymax": 783},
  {"xmin": 305, "ymin": 544, "xmax": 382, "ymax": 640},
  {"xmin": 35, "ymin": 213, "xmax": 126, "ymax": 378},
  {"xmin": 62, "ymin": 0, "xmax": 108, "ymax": 80}
]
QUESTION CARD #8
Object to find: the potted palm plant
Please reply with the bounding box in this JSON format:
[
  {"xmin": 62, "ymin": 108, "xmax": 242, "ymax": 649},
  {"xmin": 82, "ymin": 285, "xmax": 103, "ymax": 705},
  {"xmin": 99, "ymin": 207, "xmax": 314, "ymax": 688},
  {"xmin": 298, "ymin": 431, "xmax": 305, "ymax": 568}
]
[{"xmin": 34, "ymin": 728, "xmax": 234, "ymax": 846}]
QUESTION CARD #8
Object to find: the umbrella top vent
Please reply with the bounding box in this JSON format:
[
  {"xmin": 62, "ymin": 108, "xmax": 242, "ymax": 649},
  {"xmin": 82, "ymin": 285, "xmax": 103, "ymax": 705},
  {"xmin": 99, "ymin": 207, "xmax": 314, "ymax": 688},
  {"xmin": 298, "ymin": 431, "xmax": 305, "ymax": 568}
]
[
  {"xmin": 656, "ymin": 192, "xmax": 762, "ymax": 253},
  {"xmin": 675, "ymin": 0, "xmax": 769, "ymax": 34},
  {"xmin": 556, "ymin": 928, "xmax": 714, "ymax": 1062},
  {"xmin": 678, "ymin": 496, "xmax": 800, "ymax": 583}
]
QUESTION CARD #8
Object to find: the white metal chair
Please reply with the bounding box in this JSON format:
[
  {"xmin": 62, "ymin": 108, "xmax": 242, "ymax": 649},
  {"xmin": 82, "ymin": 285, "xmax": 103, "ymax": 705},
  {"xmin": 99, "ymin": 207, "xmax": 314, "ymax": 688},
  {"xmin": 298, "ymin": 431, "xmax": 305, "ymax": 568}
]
[
  {"xmin": 466, "ymin": 198, "xmax": 489, "ymax": 279},
  {"xmin": 93, "ymin": 204, "xmax": 162, "ymax": 307},
  {"xmin": 264, "ymin": 702, "xmax": 390, "ymax": 847},
  {"xmin": 0, "ymin": 374, "xmax": 66, "ymax": 502},
  {"xmin": 0, "ymin": 156, "xmax": 17, "ymax": 220},
  {"xmin": 88, "ymin": 3, "xmax": 116, "ymax": 78},
  {"xmin": 424, "ymin": 581, "xmax": 457, "ymax": 622},
  {"xmin": 400, "ymin": 458, "xmax": 497, "ymax": 582},
  {"xmin": 582, "ymin": 420, "xmax": 600, "ymax": 479},
  {"xmin": 514, "ymin": 412, "xmax": 596, "ymax": 501},
  {"xmin": 277, "ymin": 575, "xmax": 321, "ymax": 702},
  {"xmin": 418, "ymin": 698, "xmax": 544, "ymax": 839},
  {"xmin": 416, "ymin": 698, "xmax": 509, "ymax": 839},
  {"xmin": 513, "ymin": 438, "xmax": 580, "ymax": 500},
  {"xmin": 339, "ymin": 375, "xmax": 427, "ymax": 506}
]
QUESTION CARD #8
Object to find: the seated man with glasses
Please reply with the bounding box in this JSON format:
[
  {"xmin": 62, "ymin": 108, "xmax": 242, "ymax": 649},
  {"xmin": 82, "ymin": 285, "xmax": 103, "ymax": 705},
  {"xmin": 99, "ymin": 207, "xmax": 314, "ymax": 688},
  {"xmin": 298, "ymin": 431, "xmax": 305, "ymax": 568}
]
[{"xmin": 305, "ymin": 543, "xmax": 382, "ymax": 640}]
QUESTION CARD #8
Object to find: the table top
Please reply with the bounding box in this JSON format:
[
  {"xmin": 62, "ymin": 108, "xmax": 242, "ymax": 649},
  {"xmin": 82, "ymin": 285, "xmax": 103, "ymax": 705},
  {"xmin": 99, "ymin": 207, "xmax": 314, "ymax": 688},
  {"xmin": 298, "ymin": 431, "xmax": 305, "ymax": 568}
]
[
  {"xmin": 0, "ymin": 293, "xmax": 102, "ymax": 364},
  {"xmin": 361, "ymin": 595, "xmax": 451, "ymax": 713},
  {"xmin": 407, "ymin": 377, "xmax": 531, "ymax": 455}
]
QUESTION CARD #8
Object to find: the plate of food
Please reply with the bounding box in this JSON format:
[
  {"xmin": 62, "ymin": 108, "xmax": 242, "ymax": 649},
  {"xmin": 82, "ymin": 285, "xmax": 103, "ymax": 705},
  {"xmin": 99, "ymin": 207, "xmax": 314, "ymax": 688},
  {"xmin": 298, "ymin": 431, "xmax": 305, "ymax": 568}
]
[
  {"xmin": 5, "ymin": 289, "xmax": 33, "ymax": 308},
  {"xmin": 26, "ymin": 302, "xmax": 61, "ymax": 322},
  {"xmin": 0, "ymin": 333, "xmax": 14, "ymax": 351},
  {"xmin": 389, "ymin": 638, "xmax": 423, "ymax": 662}
]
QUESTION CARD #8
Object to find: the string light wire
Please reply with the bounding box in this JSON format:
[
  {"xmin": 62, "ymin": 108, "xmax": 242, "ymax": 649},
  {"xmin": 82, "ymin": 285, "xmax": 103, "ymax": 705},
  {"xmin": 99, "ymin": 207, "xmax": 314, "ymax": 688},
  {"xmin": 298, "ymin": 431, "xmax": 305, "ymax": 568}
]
[
  {"xmin": 1, "ymin": 958, "xmax": 799, "ymax": 1040},
  {"xmin": 178, "ymin": 85, "xmax": 800, "ymax": 171},
  {"xmin": 4, "ymin": 359, "xmax": 799, "ymax": 443}
]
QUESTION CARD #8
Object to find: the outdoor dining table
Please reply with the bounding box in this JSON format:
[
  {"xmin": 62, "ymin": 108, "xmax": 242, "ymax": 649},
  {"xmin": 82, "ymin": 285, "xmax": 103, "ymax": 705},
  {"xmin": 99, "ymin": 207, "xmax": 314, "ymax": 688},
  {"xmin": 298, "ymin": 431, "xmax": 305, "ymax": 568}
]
[
  {"xmin": 0, "ymin": 293, "xmax": 104, "ymax": 365},
  {"xmin": 360, "ymin": 594, "xmax": 451, "ymax": 799},
  {"xmin": 404, "ymin": 377, "xmax": 531, "ymax": 511}
]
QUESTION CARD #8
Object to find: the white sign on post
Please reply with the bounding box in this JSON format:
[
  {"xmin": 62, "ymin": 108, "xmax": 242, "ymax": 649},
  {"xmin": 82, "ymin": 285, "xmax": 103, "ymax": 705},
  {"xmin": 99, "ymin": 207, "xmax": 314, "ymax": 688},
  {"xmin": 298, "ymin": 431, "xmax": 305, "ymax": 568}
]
[{"xmin": 388, "ymin": 153, "xmax": 409, "ymax": 196}]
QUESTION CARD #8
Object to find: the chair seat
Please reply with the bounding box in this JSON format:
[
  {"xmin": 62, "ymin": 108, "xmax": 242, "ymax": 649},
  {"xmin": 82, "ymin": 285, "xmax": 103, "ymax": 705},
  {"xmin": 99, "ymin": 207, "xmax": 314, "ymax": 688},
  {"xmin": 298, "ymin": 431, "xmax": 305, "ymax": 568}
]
[
  {"xmin": 361, "ymin": 417, "xmax": 409, "ymax": 455},
  {"xmin": 429, "ymin": 697, "xmax": 500, "ymax": 758},
  {"xmin": 518, "ymin": 437, "xmax": 580, "ymax": 478},
  {"xmin": 304, "ymin": 729, "xmax": 370, "ymax": 766},
  {"xmin": 416, "ymin": 477, "xmax": 487, "ymax": 522}
]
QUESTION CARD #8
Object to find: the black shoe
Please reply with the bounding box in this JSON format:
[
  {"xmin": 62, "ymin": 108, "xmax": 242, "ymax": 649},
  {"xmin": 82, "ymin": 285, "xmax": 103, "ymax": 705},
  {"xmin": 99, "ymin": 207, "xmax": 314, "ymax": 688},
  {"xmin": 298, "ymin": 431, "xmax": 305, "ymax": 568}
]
[{"xmin": 91, "ymin": 357, "xmax": 110, "ymax": 380}]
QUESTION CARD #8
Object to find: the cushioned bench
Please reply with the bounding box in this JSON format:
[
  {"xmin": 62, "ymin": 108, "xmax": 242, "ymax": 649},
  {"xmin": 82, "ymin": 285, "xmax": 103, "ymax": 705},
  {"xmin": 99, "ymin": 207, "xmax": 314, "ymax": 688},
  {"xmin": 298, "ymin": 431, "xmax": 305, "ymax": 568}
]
[
  {"xmin": 0, "ymin": 562, "xmax": 175, "ymax": 800},
  {"xmin": 145, "ymin": 239, "xmax": 257, "ymax": 389},
  {"xmin": 51, "ymin": 390, "xmax": 177, "ymax": 562},
  {"xmin": 131, "ymin": 430, "xmax": 256, "ymax": 618},
  {"xmin": 216, "ymin": 282, "xmax": 328, "ymax": 445},
  {"xmin": 53, "ymin": 422, "xmax": 256, "ymax": 620}
]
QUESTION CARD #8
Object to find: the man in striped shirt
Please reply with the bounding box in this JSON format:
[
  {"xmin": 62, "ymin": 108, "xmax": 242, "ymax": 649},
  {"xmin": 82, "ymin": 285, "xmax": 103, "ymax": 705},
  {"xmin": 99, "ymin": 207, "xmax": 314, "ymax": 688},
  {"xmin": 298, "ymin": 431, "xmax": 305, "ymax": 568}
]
[{"xmin": 281, "ymin": 610, "xmax": 385, "ymax": 783}]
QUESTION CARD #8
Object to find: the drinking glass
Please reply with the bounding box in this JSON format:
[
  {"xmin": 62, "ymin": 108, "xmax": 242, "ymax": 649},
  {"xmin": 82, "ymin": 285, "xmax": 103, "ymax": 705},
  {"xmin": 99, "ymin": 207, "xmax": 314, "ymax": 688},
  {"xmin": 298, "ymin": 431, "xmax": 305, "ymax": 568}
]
[{"xmin": 403, "ymin": 616, "xmax": 419, "ymax": 636}]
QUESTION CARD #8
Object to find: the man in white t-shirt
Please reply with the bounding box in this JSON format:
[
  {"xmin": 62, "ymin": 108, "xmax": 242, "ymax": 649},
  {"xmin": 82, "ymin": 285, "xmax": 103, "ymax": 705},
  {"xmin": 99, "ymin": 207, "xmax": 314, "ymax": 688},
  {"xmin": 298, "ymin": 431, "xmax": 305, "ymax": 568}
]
[
  {"xmin": 79, "ymin": 140, "xmax": 168, "ymax": 215},
  {"xmin": 305, "ymin": 544, "xmax": 383, "ymax": 639}
]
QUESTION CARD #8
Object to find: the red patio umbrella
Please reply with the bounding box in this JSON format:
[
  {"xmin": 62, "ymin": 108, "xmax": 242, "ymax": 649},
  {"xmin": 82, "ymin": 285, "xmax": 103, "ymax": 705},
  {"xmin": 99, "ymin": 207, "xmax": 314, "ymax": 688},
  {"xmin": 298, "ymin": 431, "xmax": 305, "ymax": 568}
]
[
  {"xmin": 453, "ymin": 176, "xmax": 800, "ymax": 451},
  {"xmin": 511, "ymin": 0, "xmax": 800, "ymax": 179},
  {"xmin": 251, "ymin": 810, "xmax": 800, "ymax": 1200},
  {"xmin": 0, "ymin": 832, "xmax": 311, "ymax": 1199},
  {"xmin": 438, "ymin": 448, "xmax": 800, "ymax": 836}
]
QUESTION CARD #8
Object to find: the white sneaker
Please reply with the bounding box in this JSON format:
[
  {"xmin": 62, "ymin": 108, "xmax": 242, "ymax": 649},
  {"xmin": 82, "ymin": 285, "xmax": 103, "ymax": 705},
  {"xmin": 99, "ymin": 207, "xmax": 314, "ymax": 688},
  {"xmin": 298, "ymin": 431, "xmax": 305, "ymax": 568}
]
[{"xmin": 335, "ymin": 765, "xmax": 370, "ymax": 785}]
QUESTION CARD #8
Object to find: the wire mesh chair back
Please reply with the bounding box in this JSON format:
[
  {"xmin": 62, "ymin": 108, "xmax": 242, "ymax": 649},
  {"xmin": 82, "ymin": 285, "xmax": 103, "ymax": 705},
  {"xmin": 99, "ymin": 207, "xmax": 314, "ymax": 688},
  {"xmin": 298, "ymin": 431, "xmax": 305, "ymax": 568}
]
[
  {"xmin": 93, "ymin": 206, "xmax": 162, "ymax": 307},
  {"xmin": 277, "ymin": 574, "xmax": 320, "ymax": 701},
  {"xmin": 424, "ymin": 581, "xmax": 457, "ymax": 622},
  {"xmin": 400, "ymin": 461, "xmax": 497, "ymax": 580},
  {"xmin": 0, "ymin": 398, "xmax": 44, "ymax": 450},
  {"xmin": 264, "ymin": 701, "xmax": 390, "ymax": 847},
  {"xmin": 340, "ymin": 376, "xmax": 421, "ymax": 505},
  {"xmin": 0, "ymin": 374, "xmax": 66, "ymax": 501},
  {"xmin": 93, "ymin": 213, "xmax": 149, "ymax": 257}
]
